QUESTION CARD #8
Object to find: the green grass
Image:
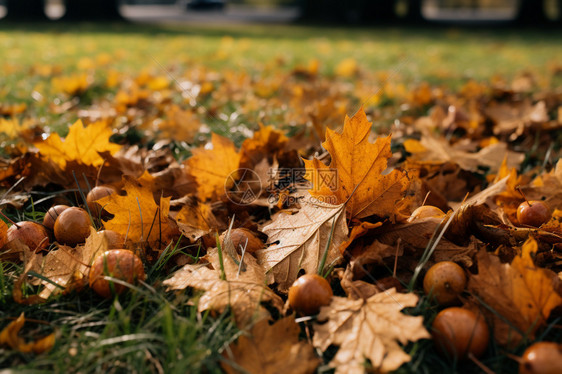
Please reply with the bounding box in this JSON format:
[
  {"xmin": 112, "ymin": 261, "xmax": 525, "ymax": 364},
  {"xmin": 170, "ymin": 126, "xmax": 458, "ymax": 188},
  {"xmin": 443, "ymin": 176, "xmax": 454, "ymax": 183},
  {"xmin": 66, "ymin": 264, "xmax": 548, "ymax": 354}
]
[{"xmin": 1, "ymin": 21, "xmax": 562, "ymax": 373}]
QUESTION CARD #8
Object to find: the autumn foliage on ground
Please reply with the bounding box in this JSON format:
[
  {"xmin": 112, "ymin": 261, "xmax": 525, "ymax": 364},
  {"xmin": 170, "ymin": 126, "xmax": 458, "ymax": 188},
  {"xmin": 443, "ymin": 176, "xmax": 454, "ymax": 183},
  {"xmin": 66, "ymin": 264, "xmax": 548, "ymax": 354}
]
[{"xmin": 1, "ymin": 36, "xmax": 562, "ymax": 373}]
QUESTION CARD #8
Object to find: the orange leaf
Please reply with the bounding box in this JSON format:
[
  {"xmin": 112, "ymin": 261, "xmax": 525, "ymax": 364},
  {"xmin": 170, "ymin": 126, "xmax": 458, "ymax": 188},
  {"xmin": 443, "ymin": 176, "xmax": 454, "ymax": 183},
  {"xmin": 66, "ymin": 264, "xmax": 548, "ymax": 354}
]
[
  {"xmin": 239, "ymin": 124, "xmax": 288, "ymax": 169},
  {"xmin": 468, "ymin": 237, "xmax": 562, "ymax": 345},
  {"xmin": 0, "ymin": 314, "xmax": 55, "ymax": 354},
  {"xmin": 97, "ymin": 172, "xmax": 175, "ymax": 248},
  {"xmin": 303, "ymin": 108, "xmax": 409, "ymax": 221},
  {"xmin": 187, "ymin": 133, "xmax": 241, "ymax": 201},
  {"xmin": 34, "ymin": 119, "xmax": 120, "ymax": 168}
]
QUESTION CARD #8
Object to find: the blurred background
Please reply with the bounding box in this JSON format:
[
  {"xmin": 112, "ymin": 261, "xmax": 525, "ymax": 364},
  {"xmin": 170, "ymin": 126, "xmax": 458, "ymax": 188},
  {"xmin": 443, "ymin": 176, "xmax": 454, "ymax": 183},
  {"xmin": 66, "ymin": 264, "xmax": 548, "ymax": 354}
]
[{"xmin": 0, "ymin": 0, "xmax": 560, "ymax": 25}]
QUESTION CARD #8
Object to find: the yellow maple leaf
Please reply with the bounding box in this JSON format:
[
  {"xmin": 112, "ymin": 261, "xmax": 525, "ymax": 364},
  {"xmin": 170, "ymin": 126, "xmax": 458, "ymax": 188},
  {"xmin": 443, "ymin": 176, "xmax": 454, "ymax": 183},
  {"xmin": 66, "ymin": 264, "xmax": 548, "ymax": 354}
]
[
  {"xmin": 34, "ymin": 119, "xmax": 120, "ymax": 168},
  {"xmin": 468, "ymin": 237, "xmax": 562, "ymax": 345},
  {"xmin": 186, "ymin": 133, "xmax": 241, "ymax": 201},
  {"xmin": 0, "ymin": 117, "xmax": 34, "ymax": 139},
  {"xmin": 97, "ymin": 173, "xmax": 175, "ymax": 248},
  {"xmin": 51, "ymin": 73, "xmax": 90, "ymax": 96},
  {"xmin": 303, "ymin": 108, "xmax": 409, "ymax": 221}
]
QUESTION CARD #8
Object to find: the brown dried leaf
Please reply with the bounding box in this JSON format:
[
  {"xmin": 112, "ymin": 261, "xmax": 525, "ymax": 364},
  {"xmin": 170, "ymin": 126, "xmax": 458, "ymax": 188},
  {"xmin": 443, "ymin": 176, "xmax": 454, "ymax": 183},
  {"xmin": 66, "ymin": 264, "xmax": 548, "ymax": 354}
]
[
  {"xmin": 256, "ymin": 197, "xmax": 348, "ymax": 291},
  {"xmin": 405, "ymin": 136, "xmax": 523, "ymax": 173},
  {"xmin": 313, "ymin": 290, "xmax": 430, "ymax": 374},
  {"xmin": 163, "ymin": 248, "xmax": 283, "ymax": 327},
  {"xmin": 375, "ymin": 217, "xmax": 476, "ymax": 267},
  {"xmin": 341, "ymin": 240, "xmax": 399, "ymax": 299},
  {"xmin": 222, "ymin": 317, "xmax": 319, "ymax": 374}
]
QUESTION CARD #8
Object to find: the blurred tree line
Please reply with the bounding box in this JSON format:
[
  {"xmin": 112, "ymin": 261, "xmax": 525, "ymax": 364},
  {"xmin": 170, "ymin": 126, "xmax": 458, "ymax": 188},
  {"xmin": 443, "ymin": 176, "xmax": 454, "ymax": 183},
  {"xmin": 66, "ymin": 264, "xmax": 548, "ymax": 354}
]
[{"xmin": 2, "ymin": 0, "xmax": 561, "ymax": 24}]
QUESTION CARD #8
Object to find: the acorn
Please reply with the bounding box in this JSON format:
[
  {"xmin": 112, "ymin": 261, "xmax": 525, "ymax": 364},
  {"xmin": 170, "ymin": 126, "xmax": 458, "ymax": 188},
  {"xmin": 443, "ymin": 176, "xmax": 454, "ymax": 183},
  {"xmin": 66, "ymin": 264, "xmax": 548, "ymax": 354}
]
[
  {"xmin": 54, "ymin": 207, "xmax": 92, "ymax": 246},
  {"xmin": 423, "ymin": 261, "xmax": 466, "ymax": 306},
  {"xmin": 99, "ymin": 230, "xmax": 126, "ymax": 249},
  {"xmin": 219, "ymin": 228, "xmax": 264, "ymax": 254},
  {"xmin": 86, "ymin": 186, "xmax": 115, "ymax": 218},
  {"xmin": 43, "ymin": 205, "xmax": 70, "ymax": 231},
  {"xmin": 516, "ymin": 200, "xmax": 551, "ymax": 227},
  {"xmin": 7, "ymin": 221, "xmax": 50, "ymax": 252},
  {"xmin": 519, "ymin": 341, "xmax": 562, "ymax": 374},
  {"xmin": 288, "ymin": 273, "xmax": 333, "ymax": 315},
  {"xmin": 88, "ymin": 249, "xmax": 145, "ymax": 298},
  {"xmin": 408, "ymin": 205, "xmax": 446, "ymax": 222},
  {"xmin": 431, "ymin": 307, "xmax": 489, "ymax": 360}
]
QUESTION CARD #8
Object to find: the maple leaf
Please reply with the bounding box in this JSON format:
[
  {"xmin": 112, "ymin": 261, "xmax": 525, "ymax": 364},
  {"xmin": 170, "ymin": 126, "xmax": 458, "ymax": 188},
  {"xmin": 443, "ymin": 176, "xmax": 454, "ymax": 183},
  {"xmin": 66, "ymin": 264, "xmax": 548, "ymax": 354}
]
[
  {"xmin": 34, "ymin": 119, "xmax": 120, "ymax": 168},
  {"xmin": 158, "ymin": 105, "xmax": 200, "ymax": 143},
  {"xmin": 313, "ymin": 289, "xmax": 430, "ymax": 374},
  {"xmin": 172, "ymin": 198, "xmax": 219, "ymax": 241},
  {"xmin": 468, "ymin": 237, "xmax": 562, "ymax": 346},
  {"xmin": 256, "ymin": 197, "xmax": 348, "ymax": 291},
  {"xmin": 222, "ymin": 317, "xmax": 319, "ymax": 374},
  {"xmin": 97, "ymin": 173, "xmax": 176, "ymax": 248},
  {"xmin": 303, "ymin": 108, "xmax": 409, "ymax": 221},
  {"xmin": 186, "ymin": 133, "xmax": 241, "ymax": 201},
  {"xmin": 0, "ymin": 117, "xmax": 34, "ymax": 139},
  {"xmin": 163, "ymin": 248, "xmax": 283, "ymax": 327},
  {"xmin": 239, "ymin": 124, "xmax": 288, "ymax": 169},
  {"xmin": 0, "ymin": 314, "xmax": 55, "ymax": 354}
]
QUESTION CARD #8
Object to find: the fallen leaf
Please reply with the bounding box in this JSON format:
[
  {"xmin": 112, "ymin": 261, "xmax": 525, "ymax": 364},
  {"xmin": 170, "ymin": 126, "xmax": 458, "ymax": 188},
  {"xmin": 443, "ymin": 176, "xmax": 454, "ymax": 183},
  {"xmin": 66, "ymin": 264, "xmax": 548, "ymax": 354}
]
[
  {"xmin": 14, "ymin": 228, "xmax": 106, "ymax": 301},
  {"xmin": 340, "ymin": 240, "xmax": 399, "ymax": 299},
  {"xmin": 222, "ymin": 317, "xmax": 319, "ymax": 374},
  {"xmin": 486, "ymin": 100, "xmax": 548, "ymax": 139},
  {"xmin": 163, "ymin": 248, "xmax": 283, "ymax": 327},
  {"xmin": 97, "ymin": 173, "xmax": 176, "ymax": 249},
  {"xmin": 173, "ymin": 198, "xmax": 219, "ymax": 241},
  {"xmin": 303, "ymin": 108, "xmax": 409, "ymax": 221},
  {"xmin": 34, "ymin": 119, "xmax": 120, "ymax": 168},
  {"xmin": 0, "ymin": 314, "xmax": 55, "ymax": 354},
  {"xmin": 405, "ymin": 135, "xmax": 524, "ymax": 173},
  {"xmin": 256, "ymin": 197, "xmax": 348, "ymax": 291},
  {"xmin": 468, "ymin": 237, "xmax": 562, "ymax": 346},
  {"xmin": 313, "ymin": 289, "xmax": 430, "ymax": 374},
  {"xmin": 239, "ymin": 124, "xmax": 288, "ymax": 169},
  {"xmin": 374, "ymin": 217, "xmax": 476, "ymax": 267},
  {"xmin": 187, "ymin": 133, "xmax": 241, "ymax": 201}
]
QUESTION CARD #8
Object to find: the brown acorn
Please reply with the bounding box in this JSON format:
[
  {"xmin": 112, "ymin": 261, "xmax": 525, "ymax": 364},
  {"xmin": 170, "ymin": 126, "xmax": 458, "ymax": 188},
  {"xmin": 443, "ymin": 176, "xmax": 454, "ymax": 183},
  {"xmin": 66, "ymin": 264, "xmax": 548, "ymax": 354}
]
[
  {"xmin": 519, "ymin": 341, "xmax": 562, "ymax": 374},
  {"xmin": 288, "ymin": 273, "xmax": 333, "ymax": 315},
  {"xmin": 423, "ymin": 261, "xmax": 466, "ymax": 306},
  {"xmin": 432, "ymin": 307, "xmax": 489, "ymax": 360},
  {"xmin": 54, "ymin": 207, "xmax": 92, "ymax": 246},
  {"xmin": 517, "ymin": 200, "xmax": 551, "ymax": 227},
  {"xmin": 86, "ymin": 186, "xmax": 115, "ymax": 218},
  {"xmin": 220, "ymin": 228, "xmax": 264, "ymax": 254},
  {"xmin": 7, "ymin": 221, "xmax": 50, "ymax": 252},
  {"xmin": 43, "ymin": 205, "xmax": 70, "ymax": 230},
  {"xmin": 88, "ymin": 249, "xmax": 145, "ymax": 299}
]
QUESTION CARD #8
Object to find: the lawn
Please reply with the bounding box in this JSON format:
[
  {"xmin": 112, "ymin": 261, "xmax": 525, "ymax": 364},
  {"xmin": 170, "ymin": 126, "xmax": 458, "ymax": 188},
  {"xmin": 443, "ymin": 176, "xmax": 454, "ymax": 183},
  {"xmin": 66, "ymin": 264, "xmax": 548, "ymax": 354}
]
[{"xmin": 1, "ymin": 21, "xmax": 562, "ymax": 373}]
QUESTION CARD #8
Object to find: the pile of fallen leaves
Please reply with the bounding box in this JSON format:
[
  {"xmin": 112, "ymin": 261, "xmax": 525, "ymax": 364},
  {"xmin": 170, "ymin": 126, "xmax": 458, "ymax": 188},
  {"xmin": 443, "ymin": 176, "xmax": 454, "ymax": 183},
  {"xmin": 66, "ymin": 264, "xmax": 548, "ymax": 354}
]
[{"xmin": 1, "ymin": 58, "xmax": 562, "ymax": 373}]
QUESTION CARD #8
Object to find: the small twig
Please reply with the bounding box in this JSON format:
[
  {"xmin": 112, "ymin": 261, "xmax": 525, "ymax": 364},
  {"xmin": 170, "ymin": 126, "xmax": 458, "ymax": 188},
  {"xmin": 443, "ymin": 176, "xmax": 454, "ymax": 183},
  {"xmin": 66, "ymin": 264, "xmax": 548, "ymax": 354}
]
[
  {"xmin": 393, "ymin": 238, "xmax": 401, "ymax": 278},
  {"xmin": 0, "ymin": 209, "xmax": 19, "ymax": 227},
  {"xmin": 468, "ymin": 353, "xmax": 495, "ymax": 374}
]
